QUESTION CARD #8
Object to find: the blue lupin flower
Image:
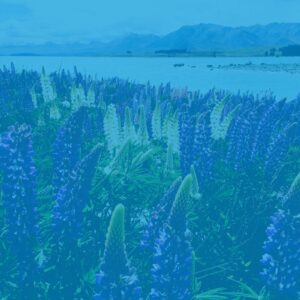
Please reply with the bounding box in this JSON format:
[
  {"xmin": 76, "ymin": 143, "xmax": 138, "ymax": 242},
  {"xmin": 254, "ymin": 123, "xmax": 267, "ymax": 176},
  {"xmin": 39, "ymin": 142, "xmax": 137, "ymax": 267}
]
[
  {"xmin": 149, "ymin": 174, "xmax": 194, "ymax": 300},
  {"xmin": 251, "ymin": 101, "xmax": 283, "ymax": 161},
  {"xmin": 140, "ymin": 177, "xmax": 182, "ymax": 251},
  {"xmin": 192, "ymin": 112, "xmax": 214, "ymax": 186},
  {"xmin": 265, "ymin": 123, "xmax": 296, "ymax": 179},
  {"xmin": 53, "ymin": 144, "xmax": 102, "ymax": 241},
  {"xmin": 179, "ymin": 108, "xmax": 195, "ymax": 175},
  {"xmin": 49, "ymin": 145, "xmax": 101, "ymax": 298},
  {"xmin": 0, "ymin": 124, "xmax": 39, "ymax": 295},
  {"xmin": 52, "ymin": 106, "xmax": 87, "ymax": 197},
  {"xmin": 226, "ymin": 101, "xmax": 257, "ymax": 170},
  {"xmin": 261, "ymin": 209, "xmax": 300, "ymax": 295}
]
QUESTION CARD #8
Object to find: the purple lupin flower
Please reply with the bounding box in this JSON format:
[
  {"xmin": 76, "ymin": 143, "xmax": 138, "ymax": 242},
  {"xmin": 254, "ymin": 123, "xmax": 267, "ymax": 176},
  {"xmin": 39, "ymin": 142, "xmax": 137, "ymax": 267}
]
[
  {"xmin": 179, "ymin": 107, "xmax": 195, "ymax": 175},
  {"xmin": 140, "ymin": 177, "xmax": 182, "ymax": 251},
  {"xmin": 261, "ymin": 209, "xmax": 300, "ymax": 296},
  {"xmin": 0, "ymin": 124, "xmax": 39, "ymax": 297},
  {"xmin": 265, "ymin": 123, "xmax": 296, "ymax": 180},
  {"xmin": 52, "ymin": 106, "xmax": 87, "ymax": 197},
  {"xmin": 53, "ymin": 144, "xmax": 102, "ymax": 241},
  {"xmin": 251, "ymin": 101, "xmax": 283, "ymax": 161},
  {"xmin": 49, "ymin": 144, "xmax": 101, "ymax": 299},
  {"xmin": 149, "ymin": 175, "xmax": 194, "ymax": 300},
  {"xmin": 192, "ymin": 112, "xmax": 214, "ymax": 186}
]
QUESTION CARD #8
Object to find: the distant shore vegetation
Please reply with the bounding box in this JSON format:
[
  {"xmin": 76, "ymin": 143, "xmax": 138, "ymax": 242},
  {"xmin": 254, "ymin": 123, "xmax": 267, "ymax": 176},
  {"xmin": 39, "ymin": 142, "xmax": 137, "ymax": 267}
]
[{"xmin": 4, "ymin": 45, "xmax": 300, "ymax": 57}]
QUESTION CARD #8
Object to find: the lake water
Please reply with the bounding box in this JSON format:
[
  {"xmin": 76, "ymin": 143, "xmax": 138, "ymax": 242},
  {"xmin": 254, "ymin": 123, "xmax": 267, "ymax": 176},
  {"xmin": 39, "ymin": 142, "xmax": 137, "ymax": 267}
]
[{"xmin": 1, "ymin": 56, "xmax": 300, "ymax": 100}]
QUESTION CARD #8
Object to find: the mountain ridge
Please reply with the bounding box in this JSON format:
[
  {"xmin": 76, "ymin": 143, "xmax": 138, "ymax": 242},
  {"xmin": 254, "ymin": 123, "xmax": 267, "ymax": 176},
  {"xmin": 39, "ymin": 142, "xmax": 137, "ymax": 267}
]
[{"xmin": 1, "ymin": 23, "xmax": 300, "ymax": 56}]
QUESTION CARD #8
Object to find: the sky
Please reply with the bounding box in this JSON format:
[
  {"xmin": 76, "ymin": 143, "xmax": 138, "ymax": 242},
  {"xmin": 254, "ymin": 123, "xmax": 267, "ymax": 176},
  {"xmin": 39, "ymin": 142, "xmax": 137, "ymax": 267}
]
[{"xmin": 1, "ymin": 0, "xmax": 300, "ymax": 45}]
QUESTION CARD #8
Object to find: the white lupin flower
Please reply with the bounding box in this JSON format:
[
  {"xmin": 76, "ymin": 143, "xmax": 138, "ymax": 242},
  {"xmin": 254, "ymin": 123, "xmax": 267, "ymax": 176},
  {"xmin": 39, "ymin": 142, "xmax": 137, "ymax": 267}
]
[
  {"xmin": 30, "ymin": 88, "xmax": 38, "ymax": 108},
  {"xmin": 40, "ymin": 72, "xmax": 56, "ymax": 103},
  {"xmin": 210, "ymin": 95, "xmax": 239, "ymax": 140},
  {"xmin": 86, "ymin": 87, "xmax": 96, "ymax": 107},
  {"xmin": 103, "ymin": 104, "xmax": 121, "ymax": 155},
  {"xmin": 49, "ymin": 103, "xmax": 61, "ymax": 120},
  {"xmin": 166, "ymin": 112, "xmax": 180, "ymax": 153},
  {"xmin": 123, "ymin": 107, "xmax": 137, "ymax": 142},
  {"xmin": 137, "ymin": 105, "xmax": 149, "ymax": 146}
]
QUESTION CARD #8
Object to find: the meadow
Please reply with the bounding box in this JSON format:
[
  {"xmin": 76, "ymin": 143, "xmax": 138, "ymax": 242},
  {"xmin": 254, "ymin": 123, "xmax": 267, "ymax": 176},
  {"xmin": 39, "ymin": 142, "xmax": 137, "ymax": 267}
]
[{"xmin": 0, "ymin": 64, "xmax": 299, "ymax": 300}]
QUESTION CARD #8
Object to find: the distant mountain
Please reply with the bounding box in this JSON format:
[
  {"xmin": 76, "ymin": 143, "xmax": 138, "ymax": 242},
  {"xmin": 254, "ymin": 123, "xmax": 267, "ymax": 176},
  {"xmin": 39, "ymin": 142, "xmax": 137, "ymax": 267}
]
[
  {"xmin": 154, "ymin": 23, "xmax": 300, "ymax": 51},
  {"xmin": 1, "ymin": 23, "xmax": 300, "ymax": 56}
]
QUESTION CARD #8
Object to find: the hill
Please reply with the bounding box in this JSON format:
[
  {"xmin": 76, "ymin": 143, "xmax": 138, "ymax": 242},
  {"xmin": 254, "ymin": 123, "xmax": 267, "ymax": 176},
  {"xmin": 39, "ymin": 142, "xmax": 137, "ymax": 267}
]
[{"xmin": 1, "ymin": 23, "xmax": 300, "ymax": 56}]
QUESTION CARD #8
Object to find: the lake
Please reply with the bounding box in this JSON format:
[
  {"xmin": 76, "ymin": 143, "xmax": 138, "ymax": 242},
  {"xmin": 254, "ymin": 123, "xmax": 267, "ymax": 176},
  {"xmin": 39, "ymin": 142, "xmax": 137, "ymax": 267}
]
[{"xmin": 1, "ymin": 56, "xmax": 300, "ymax": 100}]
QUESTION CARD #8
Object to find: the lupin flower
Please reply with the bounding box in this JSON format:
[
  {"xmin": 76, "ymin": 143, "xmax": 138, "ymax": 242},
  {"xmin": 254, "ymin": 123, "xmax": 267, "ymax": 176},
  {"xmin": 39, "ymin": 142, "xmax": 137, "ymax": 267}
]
[
  {"xmin": 103, "ymin": 104, "xmax": 122, "ymax": 155},
  {"xmin": 251, "ymin": 101, "xmax": 282, "ymax": 161},
  {"xmin": 192, "ymin": 112, "xmax": 214, "ymax": 186},
  {"xmin": 261, "ymin": 208, "xmax": 300, "ymax": 296},
  {"xmin": 161, "ymin": 105, "xmax": 180, "ymax": 153},
  {"xmin": 162, "ymin": 103, "xmax": 172, "ymax": 138},
  {"xmin": 86, "ymin": 86, "xmax": 96, "ymax": 107},
  {"xmin": 0, "ymin": 124, "xmax": 39, "ymax": 293},
  {"xmin": 165, "ymin": 143, "xmax": 174, "ymax": 173},
  {"xmin": 190, "ymin": 165, "xmax": 201, "ymax": 200},
  {"xmin": 70, "ymin": 84, "xmax": 86, "ymax": 110},
  {"xmin": 49, "ymin": 102, "xmax": 61, "ymax": 120},
  {"xmin": 166, "ymin": 111, "xmax": 180, "ymax": 154},
  {"xmin": 168, "ymin": 174, "xmax": 193, "ymax": 232},
  {"xmin": 123, "ymin": 106, "xmax": 137, "ymax": 142},
  {"xmin": 53, "ymin": 144, "xmax": 102, "ymax": 241},
  {"xmin": 149, "ymin": 175, "xmax": 194, "ymax": 300},
  {"xmin": 30, "ymin": 87, "xmax": 38, "ymax": 109},
  {"xmin": 261, "ymin": 174, "xmax": 300, "ymax": 297},
  {"xmin": 40, "ymin": 70, "xmax": 56, "ymax": 103},
  {"xmin": 151, "ymin": 99, "xmax": 162, "ymax": 141},
  {"xmin": 261, "ymin": 171, "xmax": 300, "ymax": 297},
  {"xmin": 137, "ymin": 105, "xmax": 149, "ymax": 146},
  {"xmin": 94, "ymin": 204, "xmax": 143, "ymax": 300},
  {"xmin": 179, "ymin": 108, "xmax": 195, "ymax": 175},
  {"xmin": 226, "ymin": 104, "xmax": 257, "ymax": 170},
  {"xmin": 50, "ymin": 145, "xmax": 102, "ymax": 299},
  {"xmin": 217, "ymin": 104, "xmax": 240, "ymax": 140},
  {"xmin": 265, "ymin": 123, "xmax": 296, "ymax": 180},
  {"xmin": 52, "ymin": 106, "xmax": 87, "ymax": 197},
  {"xmin": 140, "ymin": 177, "xmax": 182, "ymax": 250},
  {"xmin": 210, "ymin": 95, "xmax": 232, "ymax": 140}
]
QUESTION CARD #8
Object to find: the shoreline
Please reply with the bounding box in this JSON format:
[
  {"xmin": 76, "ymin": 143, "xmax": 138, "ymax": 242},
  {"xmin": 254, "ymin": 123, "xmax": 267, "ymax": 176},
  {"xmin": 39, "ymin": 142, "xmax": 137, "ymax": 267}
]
[
  {"xmin": 1, "ymin": 53, "xmax": 300, "ymax": 58},
  {"xmin": 208, "ymin": 62, "xmax": 300, "ymax": 73}
]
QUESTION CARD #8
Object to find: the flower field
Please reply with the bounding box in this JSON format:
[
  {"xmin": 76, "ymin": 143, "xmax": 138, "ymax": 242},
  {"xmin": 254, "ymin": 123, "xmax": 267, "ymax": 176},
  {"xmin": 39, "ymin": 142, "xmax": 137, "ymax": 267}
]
[{"xmin": 0, "ymin": 64, "xmax": 299, "ymax": 299}]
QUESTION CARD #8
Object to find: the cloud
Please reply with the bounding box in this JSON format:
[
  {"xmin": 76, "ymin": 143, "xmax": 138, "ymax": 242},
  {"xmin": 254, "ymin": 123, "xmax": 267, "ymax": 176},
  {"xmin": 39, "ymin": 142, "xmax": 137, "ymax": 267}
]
[
  {"xmin": 0, "ymin": 0, "xmax": 300, "ymax": 45},
  {"xmin": 0, "ymin": 1, "xmax": 32, "ymax": 21}
]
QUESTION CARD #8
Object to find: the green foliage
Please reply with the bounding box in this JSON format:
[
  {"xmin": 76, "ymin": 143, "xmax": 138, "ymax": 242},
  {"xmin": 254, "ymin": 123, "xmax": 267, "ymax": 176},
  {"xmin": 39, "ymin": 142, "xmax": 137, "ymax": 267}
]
[{"xmin": 1, "ymin": 69, "xmax": 300, "ymax": 299}]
